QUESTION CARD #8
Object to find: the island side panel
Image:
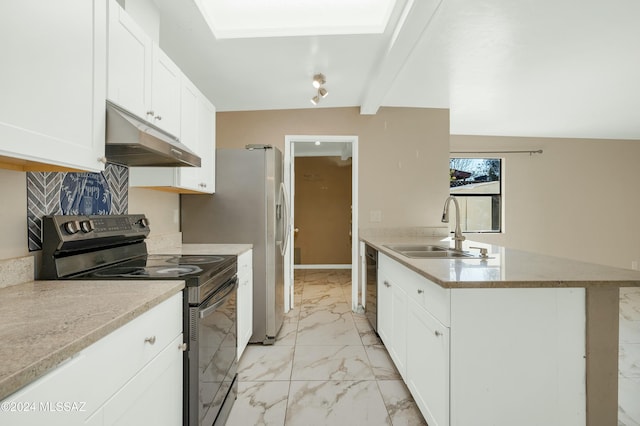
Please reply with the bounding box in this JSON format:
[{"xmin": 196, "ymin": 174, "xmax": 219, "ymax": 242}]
[
  {"xmin": 585, "ymin": 287, "xmax": 619, "ymax": 426},
  {"xmin": 450, "ymin": 287, "xmax": 586, "ymax": 426}
]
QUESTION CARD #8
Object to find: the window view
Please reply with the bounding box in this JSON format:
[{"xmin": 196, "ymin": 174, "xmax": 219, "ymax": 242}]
[{"xmin": 449, "ymin": 158, "xmax": 502, "ymax": 232}]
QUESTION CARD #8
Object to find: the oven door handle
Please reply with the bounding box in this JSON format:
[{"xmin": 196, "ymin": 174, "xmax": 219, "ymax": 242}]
[{"xmin": 199, "ymin": 277, "xmax": 238, "ymax": 319}]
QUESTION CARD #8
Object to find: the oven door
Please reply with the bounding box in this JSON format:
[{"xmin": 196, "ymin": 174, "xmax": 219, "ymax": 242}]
[{"xmin": 186, "ymin": 276, "xmax": 238, "ymax": 426}]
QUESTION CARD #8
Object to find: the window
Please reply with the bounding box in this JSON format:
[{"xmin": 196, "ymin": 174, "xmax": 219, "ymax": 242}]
[{"xmin": 449, "ymin": 158, "xmax": 502, "ymax": 233}]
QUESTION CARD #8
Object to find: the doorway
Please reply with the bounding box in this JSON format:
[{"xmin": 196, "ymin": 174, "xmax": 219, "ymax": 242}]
[{"xmin": 284, "ymin": 135, "xmax": 359, "ymax": 312}]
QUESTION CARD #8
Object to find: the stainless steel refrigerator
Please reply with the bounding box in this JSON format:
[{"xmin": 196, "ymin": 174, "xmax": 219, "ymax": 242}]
[{"xmin": 180, "ymin": 145, "xmax": 288, "ymax": 344}]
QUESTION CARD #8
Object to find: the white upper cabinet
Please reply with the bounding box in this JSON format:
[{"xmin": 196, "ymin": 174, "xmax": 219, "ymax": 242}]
[
  {"xmin": 150, "ymin": 46, "xmax": 182, "ymax": 137},
  {"xmin": 109, "ymin": 0, "xmax": 215, "ymax": 193},
  {"xmin": 0, "ymin": 0, "xmax": 107, "ymax": 172},
  {"xmin": 195, "ymin": 94, "xmax": 216, "ymax": 192},
  {"xmin": 107, "ymin": 0, "xmax": 180, "ymax": 138},
  {"xmin": 107, "ymin": 0, "xmax": 152, "ymax": 121},
  {"xmin": 129, "ymin": 77, "xmax": 216, "ymax": 194}
]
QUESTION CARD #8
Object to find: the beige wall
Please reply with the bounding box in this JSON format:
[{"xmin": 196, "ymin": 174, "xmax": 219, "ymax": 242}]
[
  {"xmin": 127, "ymin": 187, "xmax": 180, "ymax": 236},
  {"xmin": 451, "ymin": 135, "xmax": 640, "ymax": 270},
  {"xmin": 0, "ymin": 168, "xmax": 179, "ymax": 261},
  {"xmin": 218, "ymin": 107, "xmax": 451, "ymax": 229},
  {"xmin": 0, "ymin": 169, "xmax": 28, "ymax": 259},
  {"xmin": 295, "ymin": 156, "xmax": 352, "ymax": 265}
]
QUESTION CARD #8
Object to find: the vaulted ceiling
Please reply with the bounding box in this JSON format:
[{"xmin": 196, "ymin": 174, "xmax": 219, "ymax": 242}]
[{"xmin": 153, "ymin": 0, "xmax": 640, "ymax": 140}]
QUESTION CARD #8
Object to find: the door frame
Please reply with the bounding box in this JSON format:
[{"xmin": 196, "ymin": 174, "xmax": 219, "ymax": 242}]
[{"xmin": 284, "ymin": 135, "xmax": 359, "ymax": 312}]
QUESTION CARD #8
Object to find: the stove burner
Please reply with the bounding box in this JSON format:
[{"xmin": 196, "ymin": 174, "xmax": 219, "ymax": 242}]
[
  {"xmin": 93, "ymin": 267, "xmax": 148, "ymax": 277},
  {"xmin": 151, "ymin": 265, "xmax": 203, "ymax": 276},
  {"xmin": 145, "ymin": 255, "xmax": 227, "ymax": 265},
  {"xmin": 165, "ymin": 255, "xmax": 227, "ymax": 265},
  {"xmin": 93, "ymin": 265, "xmax": 203, "ymax": 278}
]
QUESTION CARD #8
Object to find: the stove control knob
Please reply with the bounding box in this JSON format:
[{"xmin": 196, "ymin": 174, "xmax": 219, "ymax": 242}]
[
  {"xmin": 80, "ymin": 220, "xmax": 95, "ymax": 233},
  {"xmin": 137, "ymin": 218, "xmax": 150, "ymax": 228},
  {"xmin": 63, "ymin": 220, "xmax": 80, "ymax": 235}
]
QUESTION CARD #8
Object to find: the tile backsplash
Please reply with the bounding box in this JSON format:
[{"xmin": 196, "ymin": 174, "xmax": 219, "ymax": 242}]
[{"xmin": 26, "ymin": 163, "xmax": 128, "ymax": 251}]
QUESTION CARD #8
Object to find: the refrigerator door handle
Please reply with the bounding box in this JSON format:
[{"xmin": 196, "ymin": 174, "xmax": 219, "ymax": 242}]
[{"xmin": 279, "ymin": 182, "xmax": 291, "ymax": 256}]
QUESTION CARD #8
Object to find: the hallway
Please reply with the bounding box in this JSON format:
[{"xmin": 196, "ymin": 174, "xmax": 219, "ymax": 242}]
[{"xmin": 226, "ymin": 269, "xmax": 428, "ymax": 426}]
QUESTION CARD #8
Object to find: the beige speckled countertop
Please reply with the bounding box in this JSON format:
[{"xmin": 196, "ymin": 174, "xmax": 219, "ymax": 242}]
[
  {"xmin": 0, "ymin": 280, "xmax": 184, "ymax": 400},
  {"xmin": 148, "ymin": 243, "xmax": 252, "ymax": 256},
  {"xmin": 362, "ymin": 236, "xmax": 640, "ymax": 288}
]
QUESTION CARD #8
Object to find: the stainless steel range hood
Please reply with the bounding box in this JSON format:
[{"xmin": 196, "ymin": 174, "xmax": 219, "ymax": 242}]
[{"xmin": 105, "ymin": 101, "xmax": 201, "ymax": 167}]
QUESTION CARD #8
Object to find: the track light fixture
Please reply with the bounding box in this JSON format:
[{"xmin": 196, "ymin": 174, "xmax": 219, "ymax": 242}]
[
  {"xmin": 310, "ymin": 73, "xmax": 328, "ymax": 105},
  {"xmin": 312, "ymin": 73, "xmax": 326, "ymax": 89}
]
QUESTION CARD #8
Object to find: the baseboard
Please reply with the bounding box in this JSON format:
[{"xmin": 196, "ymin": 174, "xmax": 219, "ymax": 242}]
[{"xmin": 294, "ymin": 264, "xmax": 352, "ymax": 270}]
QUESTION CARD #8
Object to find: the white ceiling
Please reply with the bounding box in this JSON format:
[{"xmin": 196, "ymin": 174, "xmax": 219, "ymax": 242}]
[{"xmin": 153, "ymin": 0, "xmax": 640, "ymax": 140}]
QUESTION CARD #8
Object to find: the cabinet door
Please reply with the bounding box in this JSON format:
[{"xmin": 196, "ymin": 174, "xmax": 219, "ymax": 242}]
[
  {"xmin": 377, "ymin": 270, "xmax": 393, "ymax": 348},
  {"xmin": 407, "ymin": 299, "xmax": 450, "ymax": 426},
  {"xmin": 102, "ymin": 334, "xmax": 184, "ymax": 426},
  {"xmin": 196, "ymin": 95, "xmax": 216, "ymax": 192},
  {"xmin": 237, "ymin": 250, "xmax": 253, "ymax": 359},
  {"xmin": 0, "ymin": 0, "xmax": 106, "ymax": 172},
  {"xmin": 390, "ymin": 281, "xmax": 408, "ymax": 378},
  {"xmin": 151, "ymin": 45, "xmax": 181, "ymax": 136},
  {"xmin": 175, "ymin": 78, "xmax": 201, "ymax": 190},
  {"xmin": 107, "ymin": 0, "xmax": 152, "ymax": 120}
]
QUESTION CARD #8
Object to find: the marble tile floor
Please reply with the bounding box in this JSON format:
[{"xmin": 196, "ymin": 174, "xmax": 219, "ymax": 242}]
[{"xmin": 226, "ymin": 269, "xmax": 428, "ymax": 426}]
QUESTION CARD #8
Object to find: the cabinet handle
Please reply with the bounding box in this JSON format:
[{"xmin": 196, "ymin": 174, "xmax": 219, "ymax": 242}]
[
  {"xmin": 155, "ymin": 115, "xmax": 163, "ymax": 121},
  {"xmin": 434, "ymin": 331, "xmax": 442, "ymax": 337},
  {"xmin": 417, "ymin": 289, "xmax": 424, "ymax": 294},
  {"xmin": 384, "ymin": 281, "xmax": 391, "ymax": 288},
  {"xmin": 178, "ymin": 343, "xmax": 187, "ymax": 351},
  {"xmin": 144, "ymin": 336, "xmax": 157, "ymax": 345},
  {"xmin": 146, "ymin": 110, "xmax": 155, "ymax": 117},
  {"xmin": 98, "ymin": 156, "xmax": 107, "ymax": 164}
]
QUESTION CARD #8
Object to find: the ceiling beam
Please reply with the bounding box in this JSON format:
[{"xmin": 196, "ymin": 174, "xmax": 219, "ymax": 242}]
[{"xmin": 360, "ymin": 0, "xmax": 443, "ymax": 115}]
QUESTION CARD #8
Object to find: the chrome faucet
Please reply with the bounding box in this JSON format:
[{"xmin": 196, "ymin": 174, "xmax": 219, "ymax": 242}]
[{"xmin": 441, "ymin": 196, "xmax": 465, "ymax": 251}]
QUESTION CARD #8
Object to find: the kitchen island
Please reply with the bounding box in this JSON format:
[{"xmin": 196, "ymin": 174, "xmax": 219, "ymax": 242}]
[{"xmin": 361, "ymin": 235, "xmax": 640, "ymax": 426}]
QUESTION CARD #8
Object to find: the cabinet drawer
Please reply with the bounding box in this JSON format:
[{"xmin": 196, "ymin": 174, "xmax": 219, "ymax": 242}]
[
  {"xmin": 405, "ymin": 275, "xmax": 450, "ymax": 327},
  {"xmin": 105, "ymin": 291, "xmax": 182, "ymax": 375},
  {"xmin": 379, "ymin": 253, "xmax": 450, "ymax": 326},
  {"xmin": 238, "ymin": 250, "xmax": 252, "ymax": 272}
]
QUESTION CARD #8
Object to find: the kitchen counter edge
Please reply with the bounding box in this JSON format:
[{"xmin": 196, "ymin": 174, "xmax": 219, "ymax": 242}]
[
  {"xmin": 0, "ymin": 280, "xmax": 185, "ymax": 401},
  {"xmin": 361, "ymin": 236, "xmax": 640, "ymax": 289}
]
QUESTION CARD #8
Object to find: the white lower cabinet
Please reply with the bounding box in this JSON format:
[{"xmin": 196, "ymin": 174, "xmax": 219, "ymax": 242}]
[
  {"xmin": 406, "ymin": 299, "xmax": 449, "ymax": 426},
  {"xmin": 377, "ymin": 253, "xmax": 586, "ymax": 426},
  {"xmin": 237, "ymin": 249, "xmax": 253, "ymax": 359},
  {"xmin": 390, "ymin": 279, "xmax": 408, "ymax": 378},
  {"xmin": 99, "ymin": 334, "xmax": 183, "ymax": 425},
  {"xmin": 0, "ymin": 293, "xmax": 183, "ymax": 426},
  {"xmin": 376, "ymin": 269, "xmax": 393, "ymax": 356}
]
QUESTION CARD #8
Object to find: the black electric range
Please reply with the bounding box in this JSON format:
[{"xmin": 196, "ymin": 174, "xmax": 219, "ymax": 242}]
[{"xmin": 39, "ymin": 214, "xmax": 238, "ymax": 426}]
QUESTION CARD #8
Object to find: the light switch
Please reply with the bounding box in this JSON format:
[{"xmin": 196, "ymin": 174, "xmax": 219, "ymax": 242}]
[{"xmin": 370, "ymin": 210, "xmax": 382, "ymax": 223}]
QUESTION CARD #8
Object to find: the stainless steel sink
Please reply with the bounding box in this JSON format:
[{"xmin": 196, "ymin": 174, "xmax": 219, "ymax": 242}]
[
  {"xmin": 384, "ymin": 244, "xmax": 475, "ymax": 259},
  {"xmin": 384, "ymin": 244, "xmax": 448, "ymax": 252}
]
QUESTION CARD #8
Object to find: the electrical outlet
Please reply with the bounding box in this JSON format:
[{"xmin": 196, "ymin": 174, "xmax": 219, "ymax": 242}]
[
  {"xmin": 632, "ymin": 261, "xmax": 638, "ymax": 271},
  {"xmin": 173, "ymin": 209, "xmax": 179, "ymax": 224},
  {"xmin": 370, "ymin": 210, "xmax": 382, "ymax": 223}
]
